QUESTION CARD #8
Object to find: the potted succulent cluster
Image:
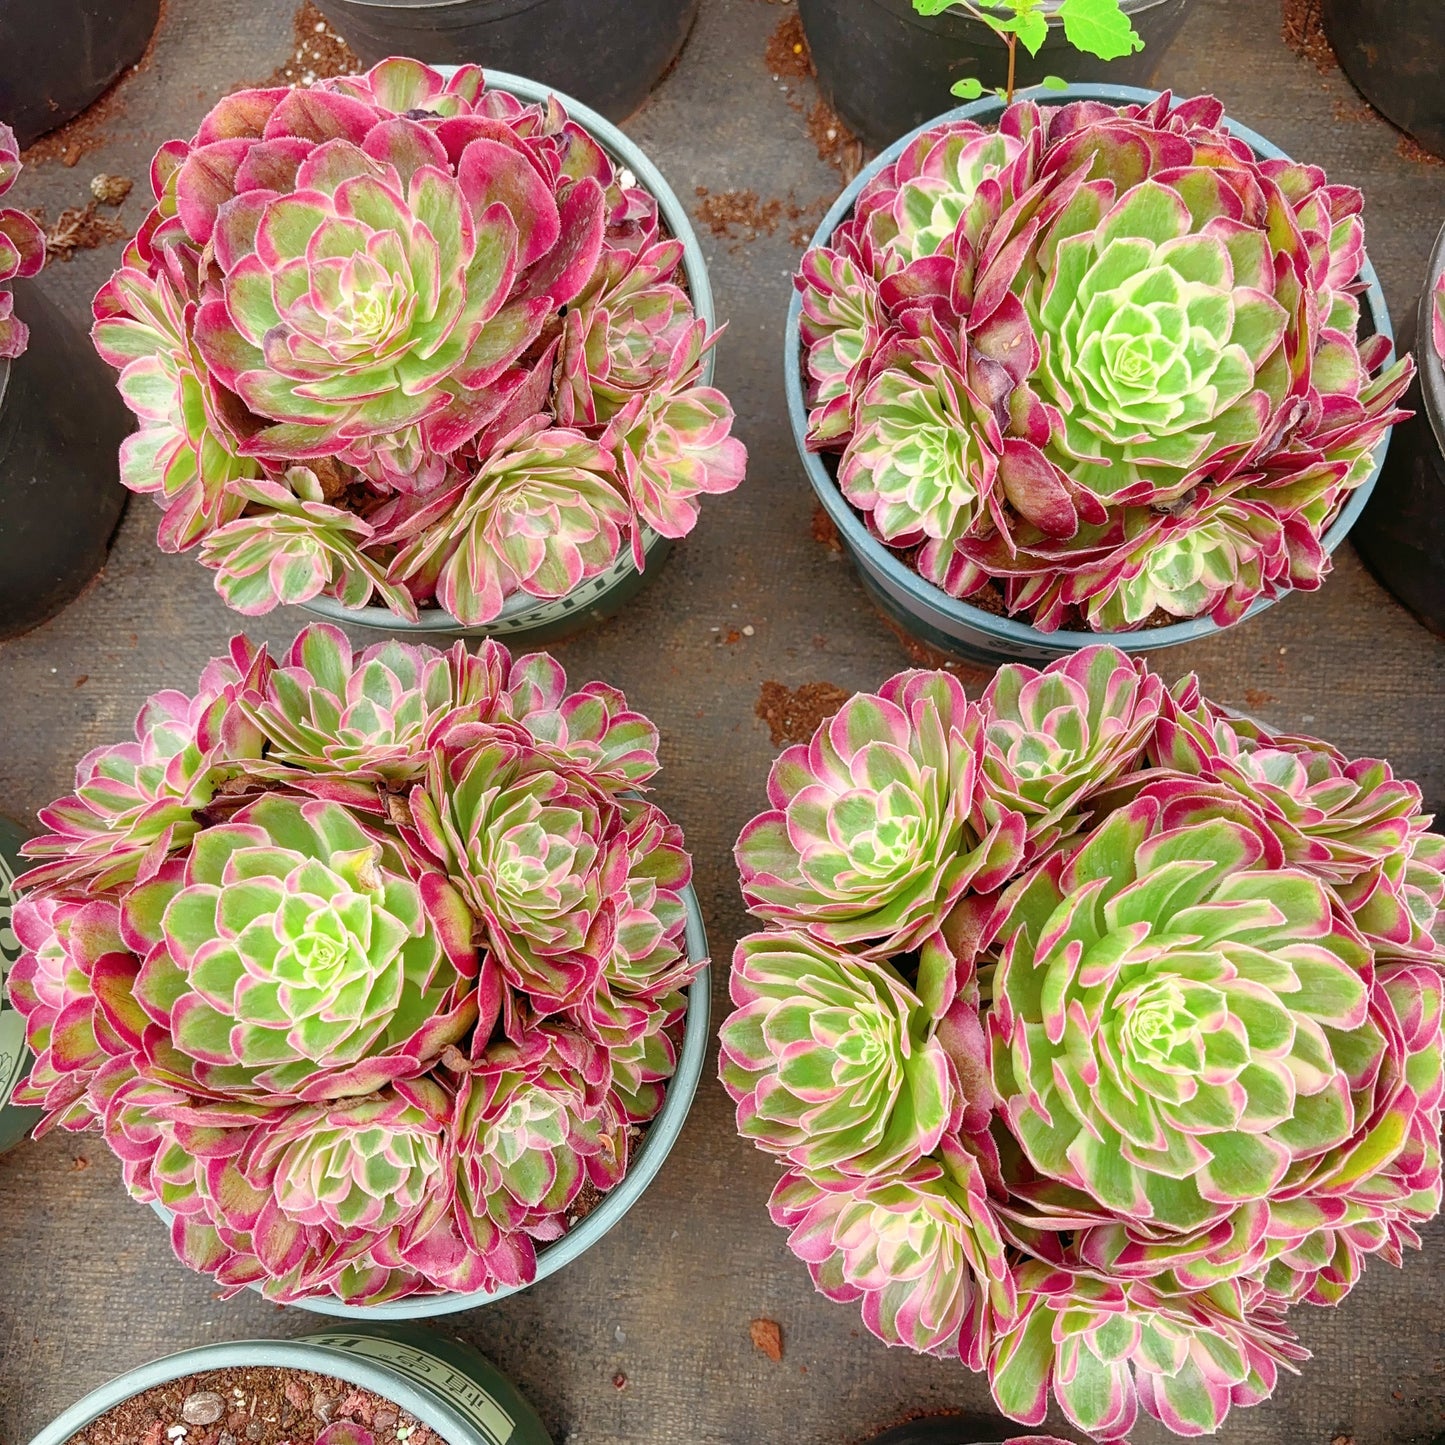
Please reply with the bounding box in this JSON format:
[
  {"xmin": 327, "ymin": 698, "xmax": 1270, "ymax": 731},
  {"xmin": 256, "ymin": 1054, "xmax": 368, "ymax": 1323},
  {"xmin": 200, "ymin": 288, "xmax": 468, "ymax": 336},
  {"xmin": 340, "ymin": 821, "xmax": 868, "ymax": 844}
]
[
  {"xmin": 722, "ymin": 646, "xmax": 1445, "ymax": 1441},
  {"xmin": 94, "ymin": 57, "xmax": 744, "ymax": 638},
  {"xmin": 0, "ymin": 122, "xmax": 131, "ymax": 639},
  {"xmin": 310, "ymin": 0, "xmax": 702, "ymax": 123},
  {"xmin": 5, "ymin": 623, "xmax": 709, "ymax": 1310},
  {"xmin": 0, "ymin": 813, "xmax": 38, "ymax": 1153},
  {"xmin": 25, "ymin": 1323, "xmax": 551, "ymax": 1445},
  {"xmin": 797, "ymin": 0, "xmax": 1193, "ymax": 151},
  {"xmin": 1353, "ymin": 221, "xmax": 1445, "ymax": 637},
  {"xmin": 788, "ymin": 88, "xmax": 1410, "ymax": 664}
]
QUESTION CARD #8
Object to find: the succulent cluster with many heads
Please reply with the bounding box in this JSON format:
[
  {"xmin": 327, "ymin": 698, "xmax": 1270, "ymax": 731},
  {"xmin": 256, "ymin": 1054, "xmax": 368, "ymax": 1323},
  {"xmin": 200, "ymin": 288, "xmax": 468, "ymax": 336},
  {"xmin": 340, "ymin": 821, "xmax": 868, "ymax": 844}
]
[
  {"xmin": 724, "ymin": 646, "xmax": 1444, "ymax": 1441},
  {"xmin": 7, "ymin": 624, "xmax": 703, "ymax": 1304},
  {"xmin": 0, "ymin": 122, "xmax": 46, "ymax": 359},
  {"xmin": 797, "ymin": 93, "xmax": 1412, "ymax": 633},
  {"xmin": 92, "ymin": 58, "xmax": 744, "ymax": 624}
]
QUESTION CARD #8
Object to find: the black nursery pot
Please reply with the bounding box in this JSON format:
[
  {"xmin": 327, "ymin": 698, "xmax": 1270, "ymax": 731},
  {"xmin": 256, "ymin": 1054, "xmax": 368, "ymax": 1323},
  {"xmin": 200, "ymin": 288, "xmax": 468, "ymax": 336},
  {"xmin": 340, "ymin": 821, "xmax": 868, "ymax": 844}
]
[
  {"xmin": 863, "ymin": 1420, "xmax": 1024, "ymax": 1445},
  {"xmin": 312, "ymin": 0, "xmax": 701, "ymax": 122},
  {"xmin": 0, "ymin": 282, "xmax": 129, "ymax": 639},
  {"xmin": 0, "ymin": 0, "xmax": 160, "ymax": 148},
  {"xmin": 1352, "ymin": 221, "xmax": 1445, "ymax": 637},
  {"xmin": 1323, "ymin": 0, "xmax": 1445, "ymax": 159},
  {"xmin": 797, "ymin": 0, "xmax": 1194, "ymax": 151}
]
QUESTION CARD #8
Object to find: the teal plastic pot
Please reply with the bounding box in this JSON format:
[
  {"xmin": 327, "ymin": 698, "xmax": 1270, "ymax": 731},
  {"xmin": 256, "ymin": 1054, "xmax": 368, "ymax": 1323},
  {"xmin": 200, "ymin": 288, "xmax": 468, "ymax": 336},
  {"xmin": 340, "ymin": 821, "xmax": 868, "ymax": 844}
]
[
  {"xmin": 784, "ymin": 83, "xmax": 1398, "ymax": 667},
  {"xmin": 301, "ymin": 66, "xmax": 713, "ymax": 643},
  {"xmin": 153, "ymin": 884, "xmax": 711, "ymax": 1319},
  {"xmin": 24, "ymin": 1323, "xmax": 551, "ymax": 1445},
  {"xmin": 0, "ymin": 813, "xmax": 40, "ymax": 1154}
]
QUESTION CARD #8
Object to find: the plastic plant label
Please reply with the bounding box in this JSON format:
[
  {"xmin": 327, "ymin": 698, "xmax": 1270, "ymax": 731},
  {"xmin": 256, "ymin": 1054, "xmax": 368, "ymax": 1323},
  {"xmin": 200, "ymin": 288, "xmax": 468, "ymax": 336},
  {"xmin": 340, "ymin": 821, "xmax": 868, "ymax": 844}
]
[{"xmin": 304, "ymin": 1334, "xmax": 516, "ymax": 1444}]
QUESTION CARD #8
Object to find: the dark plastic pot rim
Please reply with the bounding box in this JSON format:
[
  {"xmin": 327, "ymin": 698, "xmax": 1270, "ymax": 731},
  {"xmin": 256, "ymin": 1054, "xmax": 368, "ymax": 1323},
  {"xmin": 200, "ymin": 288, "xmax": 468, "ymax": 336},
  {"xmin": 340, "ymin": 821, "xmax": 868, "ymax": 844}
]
[
  {"xmin": 150, "ymin": 883, "xmax": 710, "ymax": 1318},
  {"xmin": 888, "ymin": 0, "xmax": 1179, "ymax": 33},
  {"xmin": 301, "ymin": 65, "xmax": 715, "ymax": 634},
  {"xmin": 25, "ymin": 1338, "xmax": 478, "ymax": 1445},
  {"xmin": 784, "ymin": 82, "xmax": 1396, "ymax": 657},
  {"xmin": 326, "ymin": 0, "xmax": 543, "ymax": 12},
  {"xmin": 1415, "ymin": 218, "xmax": 1445, "ymax": 455}
]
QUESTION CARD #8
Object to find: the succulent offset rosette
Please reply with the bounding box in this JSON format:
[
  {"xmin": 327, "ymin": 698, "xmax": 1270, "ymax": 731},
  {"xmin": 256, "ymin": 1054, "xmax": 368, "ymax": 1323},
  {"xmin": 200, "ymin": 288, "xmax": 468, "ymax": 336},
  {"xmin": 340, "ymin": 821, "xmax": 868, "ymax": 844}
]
[
  {"xmin": 795, "ymin": 91, "xmax": 1410, "ymax": 636},
  {"xmin": 0, "ymin": 121, "xmax": 47, "ymax": 359},
  {"xmin": 736, "ymin": 669, "xmax": 1025, "ymax": 955},
  {"xmin": 771, "ymin": 1138, "xmax": 1014, "ymax": 1367},
  {"xmin": 990, "ymin": 1264, "xmax": 1305, "ymax": 1441},
  {"xmin": 6, "ymin": 624, "xmax": 705, "ymax": 1305},
  {"xmin": 93, "ymin": 58, "xmax": 743, "ymax": 626},
  {"xmin": 725, "ymin": 649, "xmax": 1444, "ymax": 1441}
]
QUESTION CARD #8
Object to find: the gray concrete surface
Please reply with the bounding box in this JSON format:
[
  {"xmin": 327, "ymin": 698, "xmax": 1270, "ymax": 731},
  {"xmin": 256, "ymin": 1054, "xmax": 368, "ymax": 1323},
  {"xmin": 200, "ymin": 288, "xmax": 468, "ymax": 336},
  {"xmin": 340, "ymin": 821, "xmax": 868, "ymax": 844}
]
[{"xmin": 0, "ymin": 1, "xmax": 1442, "ymax": 1442}]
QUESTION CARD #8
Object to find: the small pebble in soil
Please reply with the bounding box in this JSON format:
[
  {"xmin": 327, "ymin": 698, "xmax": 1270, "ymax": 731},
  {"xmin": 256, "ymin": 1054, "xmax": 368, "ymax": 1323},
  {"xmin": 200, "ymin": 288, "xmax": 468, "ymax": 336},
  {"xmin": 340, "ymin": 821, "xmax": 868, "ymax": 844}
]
[
  {"xmin": 614, "ymin": 1326, "xmax": 626, "ymax": 1344},
  {"xmin": 246, "ymin": 1424, "xmax": 264, "ymax": 1440},
  {"xmin": 371, "ymin": 1411, "xmax": 397, "ymax": 1430},
  {"xmin": 182, "ymin": 1394, "xmax": 225, "ymax": 1426},
  {"xmin": 166, "ymin": 1428, "xmax": 187, "ymax": 1440}
]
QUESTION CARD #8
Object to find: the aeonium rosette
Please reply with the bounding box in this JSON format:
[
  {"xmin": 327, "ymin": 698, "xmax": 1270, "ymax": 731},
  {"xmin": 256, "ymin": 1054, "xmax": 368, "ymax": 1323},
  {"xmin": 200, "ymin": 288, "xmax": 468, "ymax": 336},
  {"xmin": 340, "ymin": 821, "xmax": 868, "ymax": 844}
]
[
  {"xmin": 5, "ymin": 623, "xmax": 704, "ymax": 1305},
  {"xmin": 92, "ymin": 57, "xmax": 745, "ymax": 626},
  {"xmin": 796, "ymin": 91, "xmax": 1412, "ymax": 634},
  {"xmin": 0, "ymin": 122, "xmax": 47, "ymax": 359},
  {"xmin": 723, "ymin": 645, "xmax": 1444, "ymax": 1441}
]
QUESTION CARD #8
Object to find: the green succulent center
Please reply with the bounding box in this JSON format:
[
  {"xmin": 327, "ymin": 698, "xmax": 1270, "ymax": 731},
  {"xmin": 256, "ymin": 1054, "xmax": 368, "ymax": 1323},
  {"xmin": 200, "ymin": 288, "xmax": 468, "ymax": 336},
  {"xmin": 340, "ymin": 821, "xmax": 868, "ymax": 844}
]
[
  {"xmin": 1115, "ymin": 975, "xmax": 1207, "ymax": 1073},
  {"xmin": 492, "ymin": 817, "xmax": 582, "ymax": 903},
  {"xmin": 834, "ymin": 1008, "xmax": 896, "ymax": 1078},
  {"xmin": 1098, "ymin": 312, "xmax": 1180, "ymax": 396},
  {"xmin": 309, "ymin": 249, "xmax": 416, "ymax": 361},
  {"xmin": 288, "ymin": 905, "xmax": 353, "ymax": 983},
  {"xmin": 840, "ymin": 781, "xmax": 927, "ymax": 878},
  {"xmin": 489, "ymin": 1084, "xmax": 568, "ymax": 1163}
]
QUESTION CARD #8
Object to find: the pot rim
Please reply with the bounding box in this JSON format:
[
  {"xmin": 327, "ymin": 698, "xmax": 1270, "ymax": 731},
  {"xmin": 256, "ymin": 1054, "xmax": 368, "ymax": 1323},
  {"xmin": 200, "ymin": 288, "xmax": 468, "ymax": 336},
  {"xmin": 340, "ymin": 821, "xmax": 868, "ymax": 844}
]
[
  {"xmin": 1415, "ymin": 217, "xmax": 1445, "ymax": 454},
  {"xmin": 326, "ymin": 0, "xmax": 545, "ymax": 10},
  {"xmin": 783, "ymin": 81, "xmax": 1396, "ymax": 656},
  {"xmin": 150, "ymin": 881, "xmax": 711, "ymax": 1318},
  {"xmin": 877, "ymin": 0, "xmax": 1183, "ymax": 36},
  {"xmin": 24, "ymin": 1337, "xmax": 490, "ymax": 1445},
  {"xmin": 300, "ymin": 64, "xmax": 715, "ymax": 635}
]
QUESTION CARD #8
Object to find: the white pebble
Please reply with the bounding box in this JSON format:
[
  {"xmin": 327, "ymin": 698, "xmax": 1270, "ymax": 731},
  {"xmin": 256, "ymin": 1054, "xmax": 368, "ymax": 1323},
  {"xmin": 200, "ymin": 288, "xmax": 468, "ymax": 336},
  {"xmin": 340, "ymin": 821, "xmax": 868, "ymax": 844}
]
[
  {"xmin": 742, "ymin": 625, "xmax": 755, "ymax": 636},
  {"xmin": 167, "ymin": 1428, "xmax": 188, "ymax": 1440},
  {"xmin": 315, "ymin": 20, "xmax": 326, "ymax": 30},
  {"xmin": 614, "ymin": 1326, "xmax": 627, "ymax": 1344}
]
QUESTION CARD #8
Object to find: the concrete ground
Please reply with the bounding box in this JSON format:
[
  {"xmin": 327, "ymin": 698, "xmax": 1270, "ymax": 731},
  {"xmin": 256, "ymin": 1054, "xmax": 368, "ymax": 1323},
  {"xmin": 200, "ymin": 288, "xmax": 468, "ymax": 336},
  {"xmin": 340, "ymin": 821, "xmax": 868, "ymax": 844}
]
[{"xmin": 1, "ymin": 1, "xmax": 1443, "ymax": 1442}]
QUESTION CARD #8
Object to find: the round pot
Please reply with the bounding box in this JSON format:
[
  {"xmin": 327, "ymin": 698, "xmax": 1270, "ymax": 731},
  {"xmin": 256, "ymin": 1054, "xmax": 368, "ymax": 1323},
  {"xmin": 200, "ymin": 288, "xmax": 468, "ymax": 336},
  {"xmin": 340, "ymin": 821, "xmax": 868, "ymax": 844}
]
[
  {"xmin": 0, "ymin": 0, "xmax": 160, "ymax": 148},
  {"xmin": 24, "ymin": 1323, "xmax": 551, "ymax": 1445},
  {"xmin": 784, "ymin": 83, "xmax": 1398, "ymax": 668},
  {"xmin": 797, "ymin": 0, "xmax": 1194, "ymax": 151},
  {"xmin": 1323, "ymin": 0, "xmax": 1445, "ymax": 160},
  {"xmin": 1352, "ymin": 220, "xmax": 1445, "ymax": 636},
  {"xmin": 862, "ymin": 1424, "xmax": 1029, "ymax": 1445},
  {"xmin": 0, "ymin": 280, "xmax": 130, "ymax": 640},
  {"xmin": 299, "ymin": 67, "xmax": 715, "ymax": 644},
  {"xmin": 312, "ymin": 0, "xmax": 699, "ymax": 122},
  {"xmin": 0, "ymin": 814, "xmax": 41, "ymax": 1153},
  {"xmin": 151, "ymin": 883, "xmax": 711, "ymax": 1318}
]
